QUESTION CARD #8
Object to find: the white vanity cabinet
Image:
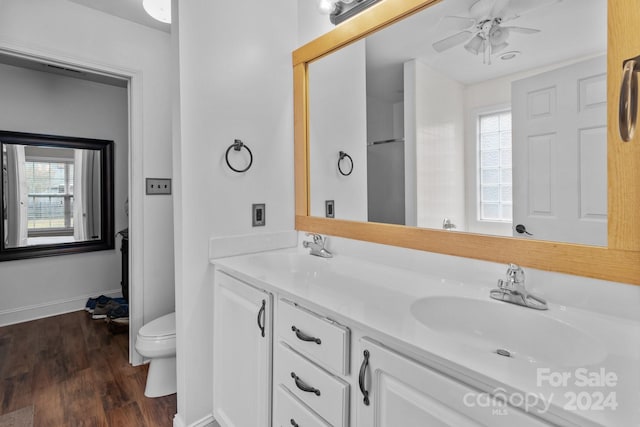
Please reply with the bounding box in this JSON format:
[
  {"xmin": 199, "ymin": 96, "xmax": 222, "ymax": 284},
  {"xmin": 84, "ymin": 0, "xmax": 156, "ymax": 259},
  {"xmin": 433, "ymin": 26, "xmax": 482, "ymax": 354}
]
[
  {"xmin": 212, "ymin": 267, "xmax": 560, "ymax": 427},
  {"xmin": 213, "ymin": 272, "xmax": 273, "ymax": 427},
  {"xmin": 355, "ymin": 338, "xmax": 552, "ymax": 427}
]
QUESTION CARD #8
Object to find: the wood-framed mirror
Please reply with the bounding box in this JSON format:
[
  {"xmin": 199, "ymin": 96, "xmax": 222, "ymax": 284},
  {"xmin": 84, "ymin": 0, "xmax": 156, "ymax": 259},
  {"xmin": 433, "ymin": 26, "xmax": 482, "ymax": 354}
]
[
  {"xmin": 293, "ymin": 0, "xmax": 640, "ymax": 285},
  {"xmin": 0, "ymin": 130, "xmax": 114, "ymax": 261}
]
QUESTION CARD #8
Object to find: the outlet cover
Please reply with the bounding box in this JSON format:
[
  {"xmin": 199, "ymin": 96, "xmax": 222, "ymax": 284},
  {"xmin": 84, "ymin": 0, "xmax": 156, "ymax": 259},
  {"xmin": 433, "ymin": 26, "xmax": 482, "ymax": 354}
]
[
  {"xmin": 146, "ymin": 178, "xmax": 171, "ymax": 195},
  {"xmin": 252, "ymin": 203, "xmax": 266, "ymax": 227},
  {"xmin": 325, "ymin": 200, "xmax": 335, "ymax": 218}
]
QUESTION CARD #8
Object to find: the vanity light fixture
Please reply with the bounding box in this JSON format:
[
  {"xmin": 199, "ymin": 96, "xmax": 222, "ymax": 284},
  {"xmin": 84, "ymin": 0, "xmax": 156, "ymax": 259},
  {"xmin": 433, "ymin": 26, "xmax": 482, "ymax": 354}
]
[
  {"xmin": 143, "ymin": 0, "xmax": 171, "ymax": 24},
  {"xmin": 317, "ymin": 0, "xmax": 384, "ymax": 25}
]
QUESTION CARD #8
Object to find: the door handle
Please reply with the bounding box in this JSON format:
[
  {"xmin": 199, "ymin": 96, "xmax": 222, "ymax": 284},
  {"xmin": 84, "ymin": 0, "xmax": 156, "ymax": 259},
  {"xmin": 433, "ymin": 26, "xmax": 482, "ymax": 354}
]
[
  {"xmin": 515, "ymin": 224, "xmax": 533, "ymax": 236},
  {"xmin": 359, "ymin": 350, "xmax": 370, "ymax": 406},
  {"xmin": 619, "ymin": 56, "xmax": 640, "ymax": 142},
  {"xmin": 256, "ymin": 299, "xmax": 266, "ymax": 338}
]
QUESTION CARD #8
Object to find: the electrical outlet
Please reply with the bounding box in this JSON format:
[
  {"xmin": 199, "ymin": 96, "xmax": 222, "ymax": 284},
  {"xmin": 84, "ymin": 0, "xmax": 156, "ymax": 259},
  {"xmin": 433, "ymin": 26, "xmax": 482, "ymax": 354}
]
[
  {"xmin": 325, "ymin": 200, "xmax": 335, "ymax": 218},
  {"xmin": 146, "ymin": 178, "xmax": 171, "ymax": 195},
  {"xmin": 252, "ymin": 203, "xmax": 266, "ymax": 227}
]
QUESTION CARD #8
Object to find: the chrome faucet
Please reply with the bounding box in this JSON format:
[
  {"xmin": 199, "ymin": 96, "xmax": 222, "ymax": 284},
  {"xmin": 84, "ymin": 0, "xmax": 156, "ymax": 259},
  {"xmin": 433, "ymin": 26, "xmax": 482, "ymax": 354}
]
[
  {"xmin": 303, "ymin": 233, "xmax": 333, "ymax": 258},
  {"xmin": 490, "ymin": 263, "xmax": 548, "ymax": 310}
]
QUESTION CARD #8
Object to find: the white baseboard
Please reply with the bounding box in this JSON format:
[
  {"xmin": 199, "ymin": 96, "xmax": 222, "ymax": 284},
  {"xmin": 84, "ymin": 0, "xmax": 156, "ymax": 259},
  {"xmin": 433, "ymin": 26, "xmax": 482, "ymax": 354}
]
[
  {"xmin": 174, "ymin": 413, "xmax": 216, "ymax": 427},
  {"xmin": 209, "ymin": 230, "xmax": 297, "ymax": 260},
  {"xmin": 0, "ymin": 288, "xmax": 122, "ymax": 327}
]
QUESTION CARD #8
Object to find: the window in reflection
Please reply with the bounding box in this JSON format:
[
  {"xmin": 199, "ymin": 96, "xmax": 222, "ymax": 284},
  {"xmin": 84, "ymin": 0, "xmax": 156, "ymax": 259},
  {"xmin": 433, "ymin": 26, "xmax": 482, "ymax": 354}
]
[{"xmin": 478, "ymin": 109, "xmax": 512, "ymax": 223}]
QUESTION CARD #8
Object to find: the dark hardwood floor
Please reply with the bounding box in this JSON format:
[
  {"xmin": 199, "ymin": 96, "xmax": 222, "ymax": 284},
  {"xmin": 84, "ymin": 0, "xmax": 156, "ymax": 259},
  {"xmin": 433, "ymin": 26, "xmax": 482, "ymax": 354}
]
[{"xmin": 0, "ymin": 310, "xmax": 177, "ymax": 426}]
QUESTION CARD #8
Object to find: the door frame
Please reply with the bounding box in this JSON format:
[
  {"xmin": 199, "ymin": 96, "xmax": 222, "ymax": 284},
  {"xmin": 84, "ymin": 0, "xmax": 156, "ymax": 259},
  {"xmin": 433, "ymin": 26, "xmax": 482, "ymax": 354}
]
[{"xmin": 0, "ymin": 40, "xmax": 145, "ymax": 365}]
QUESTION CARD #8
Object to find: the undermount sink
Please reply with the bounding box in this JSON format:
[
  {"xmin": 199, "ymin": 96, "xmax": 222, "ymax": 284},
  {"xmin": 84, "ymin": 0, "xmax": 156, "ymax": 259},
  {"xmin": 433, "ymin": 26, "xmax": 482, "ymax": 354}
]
[{"xmin": 410, "ymin": 296, "xmax": 607, "ymax": 367}]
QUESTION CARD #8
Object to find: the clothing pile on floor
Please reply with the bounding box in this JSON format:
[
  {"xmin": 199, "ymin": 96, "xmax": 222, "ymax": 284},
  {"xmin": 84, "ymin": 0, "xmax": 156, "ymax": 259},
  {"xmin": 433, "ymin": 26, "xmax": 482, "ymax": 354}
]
[{"xmin": 85, "ymin": 295, "xmax": 129, "ymax": 334}]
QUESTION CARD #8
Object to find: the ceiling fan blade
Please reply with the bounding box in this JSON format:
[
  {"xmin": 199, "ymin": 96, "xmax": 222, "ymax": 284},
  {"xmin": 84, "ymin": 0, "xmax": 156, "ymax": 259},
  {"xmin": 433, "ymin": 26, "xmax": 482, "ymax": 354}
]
[
  {"xmin": 432, "ymin": 31, "xmax": 474, "ymax": 53},
  {"xmin": 502, "ymin": 0, "xmax": 561, "ymax": 21},
  {"xmin": 469, "ymin": 0, "xmax": 494, "ymax": 19},
  {"xmin": 436, "ymin": 16, "xmax": 477, "ymax": 34},
  {"xmin": 503, "ymin": 26, "xmax": 540, "ymax": 34}
]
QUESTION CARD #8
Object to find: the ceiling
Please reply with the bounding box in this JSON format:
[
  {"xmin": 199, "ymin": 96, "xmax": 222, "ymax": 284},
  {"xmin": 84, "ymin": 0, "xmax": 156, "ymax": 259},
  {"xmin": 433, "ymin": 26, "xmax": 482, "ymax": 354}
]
[
  {"xmin": 68, "ymin": 0, "xmax": 170, "ymax": 33},
  {"xmin": 0, "ymin": 0, "xmax": 170, "ymax": 86},
  {"xmin": 365, "ymin": 0, "xmax": 606, "ymax": 103}
]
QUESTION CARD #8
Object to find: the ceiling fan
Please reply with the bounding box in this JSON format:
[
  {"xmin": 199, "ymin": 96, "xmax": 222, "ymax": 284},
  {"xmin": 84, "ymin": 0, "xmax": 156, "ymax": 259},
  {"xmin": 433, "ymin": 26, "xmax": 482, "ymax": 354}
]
[{"xmin": 432, "ymin": 0, "xmax": 561, "ymax": 64}]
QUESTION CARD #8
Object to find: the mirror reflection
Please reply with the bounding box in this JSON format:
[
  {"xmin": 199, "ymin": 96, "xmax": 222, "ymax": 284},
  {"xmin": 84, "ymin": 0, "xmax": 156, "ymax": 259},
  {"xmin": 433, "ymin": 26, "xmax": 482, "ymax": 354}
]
[
  {"xmin": 308, "ymin": 0, "xmax": 607, "ymax": 246},
  {"xmin": 0, "ymin": 131, "xmax": 113, "ymax": 260},
  {"xmin": 3, "ymin": 144, "xmax": 101, "ymax": 247}
]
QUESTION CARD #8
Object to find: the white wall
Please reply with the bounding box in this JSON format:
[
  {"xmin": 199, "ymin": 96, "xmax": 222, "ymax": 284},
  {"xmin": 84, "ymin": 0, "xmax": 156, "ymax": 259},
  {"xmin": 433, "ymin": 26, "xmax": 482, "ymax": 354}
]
[
  {"xmin": 309, "ymin": 40, "xmax": 368, "ymax": 221},
  {"xmin": 405, "ymin": 59, "xmax": 465, "ymax": 231},
  {"xmin": 0, "ymin": 0, "xmax": 174, "ymax": 346},
  {"xmin": 0, "ymin": 63, "xmax": 127, "ymax": 325},
  {"xmin": 173, "ymin": 0, "xmax": 297, "ymax": 425}
]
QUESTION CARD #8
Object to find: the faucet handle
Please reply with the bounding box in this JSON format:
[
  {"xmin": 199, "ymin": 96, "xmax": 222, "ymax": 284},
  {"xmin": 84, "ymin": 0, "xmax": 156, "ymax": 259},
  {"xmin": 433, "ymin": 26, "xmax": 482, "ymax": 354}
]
[
  {"xmin": 305, "ymin": 232, "xmax": 324, "ymax": 245},
  {"xmin": 506, "ymin": 263, "xmax": 525, "ymax": 283}
]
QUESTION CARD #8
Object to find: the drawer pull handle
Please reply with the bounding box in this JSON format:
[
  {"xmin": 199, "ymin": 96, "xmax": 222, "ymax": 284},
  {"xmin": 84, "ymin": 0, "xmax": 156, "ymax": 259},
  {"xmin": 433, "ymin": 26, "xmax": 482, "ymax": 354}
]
[
  {"xmin": 291, "ymin": 372, "xmax": 321, "ymax": 396},
  {"xmin": 290, "ymin": 419, "xmax": 299, "ymax": 427},
  {"xmin": 257, "ymin": 299, "xmax": 266, "ymax": 338},
  {"xmin": 359, "ymin": 350, "xmax": 370, "ymax": 406},
  {"xmin": 291, "ymin": 326, "xmax": 321, "ymax": 344}
]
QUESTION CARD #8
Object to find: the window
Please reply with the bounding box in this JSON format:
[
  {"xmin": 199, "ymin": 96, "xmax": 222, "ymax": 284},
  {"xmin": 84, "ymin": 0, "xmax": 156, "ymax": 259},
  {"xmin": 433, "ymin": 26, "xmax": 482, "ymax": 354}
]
[
  {"xmin": 25, "ymin": 160, "xmax": 74, "ymax": 235},
  {"xmin": 478, "ymin": 110, "xmax": 512, "ymax": 222}
]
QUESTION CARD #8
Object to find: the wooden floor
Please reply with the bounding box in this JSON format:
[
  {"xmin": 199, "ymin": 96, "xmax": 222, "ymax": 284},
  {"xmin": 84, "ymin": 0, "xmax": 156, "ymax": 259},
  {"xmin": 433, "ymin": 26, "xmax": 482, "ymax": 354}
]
[{"xmin": 0, "ymin": 311, "xmax": 177, "ymax": 426}]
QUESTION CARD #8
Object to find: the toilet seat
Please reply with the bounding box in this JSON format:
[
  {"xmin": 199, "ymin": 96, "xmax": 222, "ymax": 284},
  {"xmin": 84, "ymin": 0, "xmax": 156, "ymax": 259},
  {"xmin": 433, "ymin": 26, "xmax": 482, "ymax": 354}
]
[
  {"xmin": 138, "ymin": 312, "xmax": 175, "ymax": 339},
  {"xmin": 135, "ymin": 312, "xmax": 176, "ymax": 359}
]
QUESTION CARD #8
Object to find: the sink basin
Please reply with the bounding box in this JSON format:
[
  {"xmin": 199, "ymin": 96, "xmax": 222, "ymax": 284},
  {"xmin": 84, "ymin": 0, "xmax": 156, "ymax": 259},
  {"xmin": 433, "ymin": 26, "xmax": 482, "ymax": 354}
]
[{"xmin": 410, "ymin": 296, "xmax": 607, "ymax": 367}]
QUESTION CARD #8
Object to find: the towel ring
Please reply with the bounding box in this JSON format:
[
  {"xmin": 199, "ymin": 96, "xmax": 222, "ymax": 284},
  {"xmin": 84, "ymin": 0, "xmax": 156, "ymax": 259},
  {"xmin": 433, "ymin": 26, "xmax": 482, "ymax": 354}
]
[
  {"xmin": 225, "ymin": 139, "xmax": 253, "ymax": 173},
  {"xmin": 338, "ymin": 151, "xmax": 353, "ymax": 176}
]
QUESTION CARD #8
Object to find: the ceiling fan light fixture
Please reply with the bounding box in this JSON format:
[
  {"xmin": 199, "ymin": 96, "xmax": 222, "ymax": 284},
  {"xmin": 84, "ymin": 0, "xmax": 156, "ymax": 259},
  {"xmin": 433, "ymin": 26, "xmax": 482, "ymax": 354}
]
[
  {"xmin": 489, "ymin": 26, "xmax": 510, "ymax": 45},
  {"xmin": 464, "ymin": 35, "xmax": 484, "ymax": 55},
  {"xmin": 143, "ymin": 0, "xmax": 171, "ymax": 24}
]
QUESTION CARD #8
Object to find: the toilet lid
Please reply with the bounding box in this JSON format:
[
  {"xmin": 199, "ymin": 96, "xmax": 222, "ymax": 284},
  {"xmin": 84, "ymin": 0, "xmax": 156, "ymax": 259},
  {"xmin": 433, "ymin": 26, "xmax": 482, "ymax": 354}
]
[{"xmin": 139, "ymin": 312, "xmax": 175, "ymax": 338}]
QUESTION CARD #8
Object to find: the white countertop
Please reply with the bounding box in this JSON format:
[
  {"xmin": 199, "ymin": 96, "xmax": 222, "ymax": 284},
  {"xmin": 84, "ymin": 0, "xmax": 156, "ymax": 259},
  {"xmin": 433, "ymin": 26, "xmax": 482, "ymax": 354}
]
[{"xmin": 212, "ymin": 248, "xmax": 640, "ymax": 427}]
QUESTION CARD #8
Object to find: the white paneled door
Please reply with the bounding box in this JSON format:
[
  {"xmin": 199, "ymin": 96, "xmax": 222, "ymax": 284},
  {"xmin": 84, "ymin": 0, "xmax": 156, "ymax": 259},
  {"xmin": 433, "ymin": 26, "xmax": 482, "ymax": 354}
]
[{"xmin": 512, "ymin": 56, "xmax": 607, "ymax": 246}]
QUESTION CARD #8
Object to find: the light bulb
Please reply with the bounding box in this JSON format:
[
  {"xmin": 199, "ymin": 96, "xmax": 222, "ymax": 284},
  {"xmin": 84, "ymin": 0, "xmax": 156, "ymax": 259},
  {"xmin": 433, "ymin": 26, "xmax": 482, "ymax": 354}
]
[
  {"xmin": 143, "ymin": 0, "xmax": 171, "ymax": 24},
  {"xmin": 317, "ymin": 0, "xmax": 338, "ymax": 15}
]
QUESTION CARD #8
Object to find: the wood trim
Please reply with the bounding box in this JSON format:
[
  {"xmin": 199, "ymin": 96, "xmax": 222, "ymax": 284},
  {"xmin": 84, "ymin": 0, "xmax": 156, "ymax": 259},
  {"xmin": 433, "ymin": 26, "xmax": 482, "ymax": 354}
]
[
  {"xmin": 294, "ymin": 0, "xmax": 640, "ymax": 286},
  {"xmin": 297, "ymin": 216, "xmax": 640, "ymax": 285},
  {"xmin": 608, "ymin": 0, "xmax": 640, "ymax": 251},
  {"xmin": 294, "ymin": 63, "xmax": 309, "ymax": 217}
]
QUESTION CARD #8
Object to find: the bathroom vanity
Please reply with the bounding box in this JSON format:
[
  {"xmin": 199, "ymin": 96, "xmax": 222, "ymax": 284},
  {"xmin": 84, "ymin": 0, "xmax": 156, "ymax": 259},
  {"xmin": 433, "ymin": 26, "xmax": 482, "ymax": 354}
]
[{"xmin": 211, "ymin": 249, "xmax": 639, "ymax": 427}]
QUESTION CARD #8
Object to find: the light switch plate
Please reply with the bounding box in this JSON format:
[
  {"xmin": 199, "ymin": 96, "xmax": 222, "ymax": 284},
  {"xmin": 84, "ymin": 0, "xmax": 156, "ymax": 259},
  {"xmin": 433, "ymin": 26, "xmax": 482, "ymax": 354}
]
[
  {"xmin": 146, "ymin": 178, "xmax": 171, "ymax": 195},
  {"xmin": 325, "ymin": 200, "xmax": 335, "ymax": 218},
  {"xmin": 252, "ymin": 203, "xmax": 266, "ymax": 227}
]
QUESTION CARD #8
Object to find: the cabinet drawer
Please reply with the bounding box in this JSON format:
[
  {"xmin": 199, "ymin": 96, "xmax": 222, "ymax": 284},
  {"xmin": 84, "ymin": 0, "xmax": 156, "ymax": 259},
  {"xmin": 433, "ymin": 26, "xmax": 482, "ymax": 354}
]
[
  {"xmin": 277, "ymin": 299, "xmax": 350, "ymax": 375},
  {"xmin": 274, "ymin": 385, "xmax": 331, "ymax": 427},
  {"xmin": 275, "ymin": 342, "xmax": 349, "ymax": 427}
]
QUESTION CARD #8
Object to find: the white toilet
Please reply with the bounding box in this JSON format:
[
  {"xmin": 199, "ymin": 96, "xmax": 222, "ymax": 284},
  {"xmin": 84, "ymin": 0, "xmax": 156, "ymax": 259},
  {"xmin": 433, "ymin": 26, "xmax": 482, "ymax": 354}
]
[{"xmin": 135, "ymin": 311, "xmax": 177, "ymax": 398}]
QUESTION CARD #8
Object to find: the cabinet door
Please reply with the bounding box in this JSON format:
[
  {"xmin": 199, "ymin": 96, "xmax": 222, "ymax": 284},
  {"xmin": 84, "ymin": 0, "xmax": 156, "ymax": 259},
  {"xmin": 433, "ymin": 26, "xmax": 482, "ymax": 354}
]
[
  {"xmin": 213, "ymin": 271, "xmax": 272, "ymax": 427},
  {"xmin": 356, "ymin": 338, "xmax": 551, "ymax": 427}
]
